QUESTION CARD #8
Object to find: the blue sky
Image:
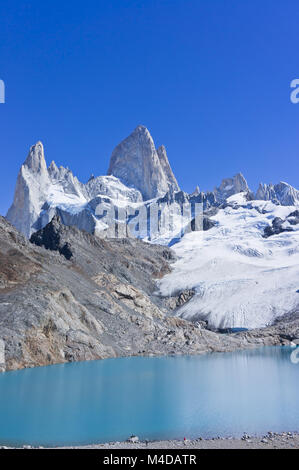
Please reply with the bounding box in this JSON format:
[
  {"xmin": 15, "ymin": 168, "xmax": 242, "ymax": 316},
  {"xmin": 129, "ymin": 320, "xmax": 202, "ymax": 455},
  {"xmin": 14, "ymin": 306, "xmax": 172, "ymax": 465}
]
[{"xmin": 0, "ymin": 0, "xmax": 299, "ymax": 215}]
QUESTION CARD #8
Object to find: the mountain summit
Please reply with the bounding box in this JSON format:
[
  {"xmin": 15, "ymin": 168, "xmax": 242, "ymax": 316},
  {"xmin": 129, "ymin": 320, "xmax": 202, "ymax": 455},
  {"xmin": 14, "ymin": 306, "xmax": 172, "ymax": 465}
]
[
  {"xmin": 214, "ymin": 172, "xmax": 250, "ymax": 202},
  {"xmin": 6, "ymin": 141, "xmax": 51, "ymax": 238},
  {"xmin": 6, "ymin": 128, "xmax": 299, "ymax": 239},
  {"xmin": 107, "ymin": 125, "xmax": 180, "ymax": 200},
  {"xmin": 256, "ymin": 181, "xmax": 299, "ymax": 206}
]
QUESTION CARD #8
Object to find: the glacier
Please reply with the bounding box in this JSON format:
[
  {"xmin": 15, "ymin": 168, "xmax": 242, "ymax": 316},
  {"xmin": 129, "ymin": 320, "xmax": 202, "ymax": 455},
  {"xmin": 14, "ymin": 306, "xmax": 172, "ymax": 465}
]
[{"xmin": 158, "ymin": 194, "xmax": 299, "ymax": 329}]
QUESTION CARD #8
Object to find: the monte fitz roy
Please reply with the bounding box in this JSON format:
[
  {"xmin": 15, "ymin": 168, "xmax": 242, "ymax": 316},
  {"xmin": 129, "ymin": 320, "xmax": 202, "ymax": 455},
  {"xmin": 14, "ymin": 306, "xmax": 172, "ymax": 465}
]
[{"xmin": 0, "ymin": 125, "xmax": 298, "ymax": 372}]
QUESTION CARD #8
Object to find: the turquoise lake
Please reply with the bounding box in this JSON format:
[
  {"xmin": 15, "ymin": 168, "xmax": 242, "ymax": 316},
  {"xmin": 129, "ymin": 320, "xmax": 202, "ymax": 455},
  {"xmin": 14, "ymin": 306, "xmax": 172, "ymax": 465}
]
[{"xmin": 0, "ymin": 346, "xmax": 298, "ymax": 446}]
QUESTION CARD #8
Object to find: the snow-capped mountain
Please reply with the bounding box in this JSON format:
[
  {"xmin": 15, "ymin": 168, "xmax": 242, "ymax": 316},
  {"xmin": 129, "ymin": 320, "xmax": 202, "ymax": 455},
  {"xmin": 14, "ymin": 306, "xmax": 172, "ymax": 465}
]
[
  {"xmin": 7, "ymin": 125, "xmax": 298, "ymax": 240},
  {"xmin": 6, "ymin": 126, "xmax": 299, "ymax": 330},
  {"xmin": 159, "ymin": 193, "xmax": 299, "ymax": 329},
  {"xmin": 6, "ymin": 126, "xmax": 181, "ymax": 238},
  {"xmin": 214, "ymin": 173, "xmax": 250, "ymax": 202}
]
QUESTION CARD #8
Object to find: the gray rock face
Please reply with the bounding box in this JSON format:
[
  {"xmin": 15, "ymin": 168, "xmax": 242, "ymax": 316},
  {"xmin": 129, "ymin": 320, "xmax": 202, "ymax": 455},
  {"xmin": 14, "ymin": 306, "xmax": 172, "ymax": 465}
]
[
  {"xmin": 6, "ymin": 142, "xmax": 51, "ymax": 238},
  {"xmin": 1, "ymin": 216, "xmax": 298, "ymax": 372},
  {"xmin": 256, "ymin": 182, "xmax": 299, "ymax": 206},
  {"xmin": 263, "ymin": 217, "xmax": 293, "ymax": 238},
  {"xmin": 30, "ymin": 215, "xmax": 73, "ymax": 260},
  {"xmin": 263, "ymin": 210, "xmax": 299, "ymax": 238},
  {"xmin": 25, "ymin": 141, "xmax": 48, "ymax": 174},
  {"xmin": 214, "ymin": 173, "xmax": 250, "ymax": 202},
  {"xmin": 108, "ymin": 125, "xmax": 180, "ymax": 200},
  {"xmin": 156, "ymin": 145, "xmax": 180, "ymax": 193},
  {"xmin": 0, "ymin": 217, "xmax": 215, "ymax": 370},
  {"xmin": 256, "ymin": 183, "xmax": 277, "ymax": 202},
  {"xmin": 47, "ymin": 161, "xmax": 84, "ymax": 198}
]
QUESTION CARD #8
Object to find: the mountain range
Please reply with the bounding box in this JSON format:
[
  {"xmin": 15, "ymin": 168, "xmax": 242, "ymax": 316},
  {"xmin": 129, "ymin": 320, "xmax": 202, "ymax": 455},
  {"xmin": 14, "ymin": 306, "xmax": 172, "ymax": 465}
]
[
  {"xmin": 1, "ymin": 125, "xmax": 298, "ymax": 371},
  {"xmin": 6, "ymin": 125, "xmax": 299, "ymax": 239}
]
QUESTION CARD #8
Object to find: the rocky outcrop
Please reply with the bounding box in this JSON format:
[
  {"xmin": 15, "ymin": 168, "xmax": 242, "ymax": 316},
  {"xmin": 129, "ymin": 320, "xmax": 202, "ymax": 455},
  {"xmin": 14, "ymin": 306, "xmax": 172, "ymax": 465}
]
[
  {"xmin": 30, "ymin": 215, "xmax": 73, "ymax": 260},
  {"xmin": 263, "ymin": 210, "xmax": 299, "ymax": 238},
  {"xmin": 237, "ymin": 311, "xmax": 299, "ymax": 346},
  {"xmin": 108, "ymin": 125, "xmax": 180, "ymax": 200}
]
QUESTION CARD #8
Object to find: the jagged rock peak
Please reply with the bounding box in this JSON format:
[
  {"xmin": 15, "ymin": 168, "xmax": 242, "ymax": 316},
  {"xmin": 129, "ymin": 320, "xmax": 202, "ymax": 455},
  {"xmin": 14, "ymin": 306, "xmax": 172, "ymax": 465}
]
[
  {"xmin": 256, "ymin": 181, "xmax": 299, "ymax": 206},
  {"xmin": 134, "ymin": 124, "xmax": 151, "ymax": 135},
  {"xmin": 156, "ymin": 145, "xmax": 179, "ymax": 192},
  {"xmin": 191, "ymin": 185, "xmax": 200, "ymax": 196},
  {"xmin": 48, "ymin": 160, "xmax": 58, "ymax": 171},
  {"xmin": 24, "ymin": 141, "xmax": 47, "ymax": 174},
  {"xmin": 214, "ymin": 172, "xmax": 250, "ymax": 202},
  {"xmin": 48, "ymin": 160, "xmax": 59, "ymax": 178},
  {"xmin": 256, "ymin": 182, "xmax": 276, "ymax": 201},
  {"xmin": 6, "ymin": 141, "xmax": 50, "ymax": 238},
  {"xmin": 107, "ymin": 125, "xmax": 180, "ymax": 200}
]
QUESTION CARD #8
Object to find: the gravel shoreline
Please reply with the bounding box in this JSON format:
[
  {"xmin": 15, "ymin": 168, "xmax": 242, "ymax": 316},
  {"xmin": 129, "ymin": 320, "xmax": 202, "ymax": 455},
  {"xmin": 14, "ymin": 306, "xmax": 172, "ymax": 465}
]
[
  {"xmin": 1, "ymin": 432, "xmax": 299, "ymax": 450},
  {"xmin": 54, "ymin": 432, "xmax": 299, "ymax": 450}
]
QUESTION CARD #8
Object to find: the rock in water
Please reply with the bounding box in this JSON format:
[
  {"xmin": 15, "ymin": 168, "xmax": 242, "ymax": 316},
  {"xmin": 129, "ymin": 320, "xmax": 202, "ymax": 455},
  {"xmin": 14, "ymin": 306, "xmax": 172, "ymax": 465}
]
[{"xmin": 107, "ymin": 125, "xmax": 180, "ymax": 200}]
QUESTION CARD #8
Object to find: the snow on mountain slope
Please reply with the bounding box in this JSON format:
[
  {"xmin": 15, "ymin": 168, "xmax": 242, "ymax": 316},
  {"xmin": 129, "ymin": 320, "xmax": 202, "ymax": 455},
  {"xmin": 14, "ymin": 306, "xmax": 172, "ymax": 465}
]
[{"xmin": 158, "ymin": 195, "xmax": 299, "ymax": 329}]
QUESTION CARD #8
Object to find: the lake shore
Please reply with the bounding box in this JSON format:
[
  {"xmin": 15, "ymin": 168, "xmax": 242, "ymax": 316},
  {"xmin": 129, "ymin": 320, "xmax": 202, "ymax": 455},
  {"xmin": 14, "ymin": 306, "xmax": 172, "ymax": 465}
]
[
  {"xmin": 1, "ymin": 432, "xmax": 299, "ymax": 450},
  {"xmin": 52, "ymin": 432, "xmax": 299, "ymax": 450}
]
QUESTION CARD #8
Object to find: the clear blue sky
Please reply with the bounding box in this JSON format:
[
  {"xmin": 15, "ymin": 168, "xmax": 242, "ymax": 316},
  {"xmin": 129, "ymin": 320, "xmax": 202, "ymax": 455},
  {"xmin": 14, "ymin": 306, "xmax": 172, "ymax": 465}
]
[{"xmin": 0, "ymin": 0, "xmax": 299, "ymax": 215}]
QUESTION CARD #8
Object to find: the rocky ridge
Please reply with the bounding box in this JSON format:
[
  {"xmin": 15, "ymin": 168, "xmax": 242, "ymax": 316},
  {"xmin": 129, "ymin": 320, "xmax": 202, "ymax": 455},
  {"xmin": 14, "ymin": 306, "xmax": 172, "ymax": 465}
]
[{"xmin": 1, "ymin": 215, "xmax": 298, "ymax": 372}]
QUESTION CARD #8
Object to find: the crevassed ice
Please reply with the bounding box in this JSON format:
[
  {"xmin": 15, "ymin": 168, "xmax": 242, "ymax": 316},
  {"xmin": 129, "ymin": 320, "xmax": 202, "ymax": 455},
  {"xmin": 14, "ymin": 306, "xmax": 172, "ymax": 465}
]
[{"xmin": 159, "ymin": 198, "xmax": 299, "ymax": 329}]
